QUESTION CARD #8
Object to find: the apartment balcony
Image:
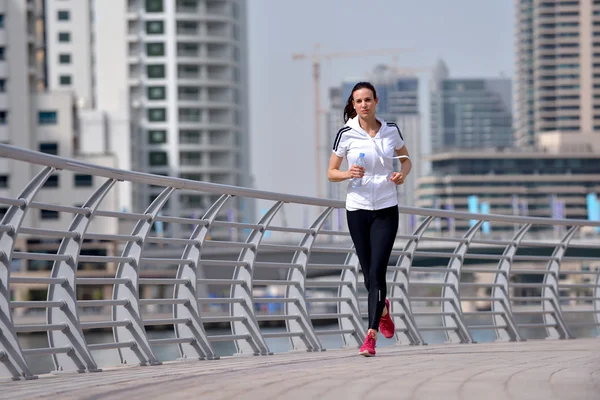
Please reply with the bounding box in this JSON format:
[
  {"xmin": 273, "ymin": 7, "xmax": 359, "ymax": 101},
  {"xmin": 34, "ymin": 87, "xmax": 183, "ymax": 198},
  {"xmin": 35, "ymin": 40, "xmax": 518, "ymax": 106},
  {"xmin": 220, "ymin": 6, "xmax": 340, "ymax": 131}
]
[{"xmin": 173, "ymin": 13, "xmax": 235, "ymax": 24}]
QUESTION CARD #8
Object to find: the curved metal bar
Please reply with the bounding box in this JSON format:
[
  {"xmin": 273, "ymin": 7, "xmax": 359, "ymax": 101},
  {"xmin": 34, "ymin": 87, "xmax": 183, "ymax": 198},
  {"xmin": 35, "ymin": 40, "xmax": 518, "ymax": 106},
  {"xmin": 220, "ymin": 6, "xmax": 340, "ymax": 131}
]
[
  {"xmin": 47, "ymin": 178, "xmax": 116, "ymax": 373},
  {"xmin": 390, "ymin": 216, "xmax": 434, "ymax": 346},
  {"xmin": 173, "ymin": 195, "xmax": 231, "ymax": 361},
  {"xmin": 112, "ymin": 187, "xmax": 175, "ymax": 366},
  {"xmin": 285, "ymin": 207, "xmax": 333, "ymax": 352},
  {"xmin": 338, "ymin": 247, "xmax": 367, "ymax": 347},
  {"xmin": 595, "ymin": 261, "xmax": 600, "ymax": 337},
  {"xmin": 231, "ymin": 201, "xmax": 284, "ymax": 355},
  {"xmin": 0, "ymin": 166, "xmax": 54, "ymax": 380},
  {"xmin": 441, "ymin": 220, "xmax": 483, "ymax": 344},
  {"xmin": 491, "ymin": 223, "xmax": 531, "ymax": 342},
  {"xmin": 542, "ymin": 226, "xmax": 578, "ymax": 339}
]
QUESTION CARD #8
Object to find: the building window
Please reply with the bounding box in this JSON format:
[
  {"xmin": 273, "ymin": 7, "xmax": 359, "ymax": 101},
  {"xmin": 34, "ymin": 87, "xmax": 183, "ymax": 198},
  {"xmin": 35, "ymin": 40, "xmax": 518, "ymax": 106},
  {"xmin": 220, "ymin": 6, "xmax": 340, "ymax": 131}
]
[
  {"xmin": 40, "ymin": 209, "xmax": 59, "ymax": 220},
  {"xmin": 59, "ymin": 75, "xmax": 72, "ymax": 85},
  {"xmin": 147, "ymin": 86, "xmax": 166, "ymax": 100},
  {"xmin": 59, "ymin": 53, "xmax": 71, "ymax": 64},
  {"xmin": 57, "ymin": 10, "xmax": 70, "ymax": 21},
  {"xmin": 0, "ymin": 111, "xmax": 7, "ymax": 124},
  {"xmin": 74, "ymin": 174, "xmax": 93, "ymax": 187},
  {"xmin": 146, "ymin": 20, "xmax": 164, "ymax": 35},
  {"xmin": 0, "ymin": 14, "xmax": 4, "ymax": 29},
  {"xmin": 149, "ymin": 151, "xmax": 168, "ymax": 166},
  {"xmin": 38, "ymin": 111, "xmax": 58, "ymax": 125},
  {"xmin": 146, "ymin": 42, "xmax": 165, "ymax": 57},
  {"xmin": 0, "ymin": 47, "xmax": 5, "ymax": 61},
  {"xmin": 146, "ymin": 0, "xmax": 164, "ymax": 12},
  {"xmin": 43, "ymin": 175, "xmax": 59, "ymax": 188},
  {"xmin": 39, "ymin": 142, "xmax": 59, "ymax": 155},
  {"xmin": 0, "ymin": 175, "xmax": 8, "ymax": 188},
  {"xmin": 147, "ymin": 108, "xmax": 167, "ymax": 122},
  {"xmin": 146, "ymin": 64, "xmax": 165, "ymax": 78},
  {"xmin": 58, "ymin": 32, "xmax": 70, "ymax": 42},
  {"xmin": 148, "ymin": 130, "xmax": 167, "ymax": 144},
  {"xmin": 0, "ymin": 79, "xmax": 5, "ymax": 93}
]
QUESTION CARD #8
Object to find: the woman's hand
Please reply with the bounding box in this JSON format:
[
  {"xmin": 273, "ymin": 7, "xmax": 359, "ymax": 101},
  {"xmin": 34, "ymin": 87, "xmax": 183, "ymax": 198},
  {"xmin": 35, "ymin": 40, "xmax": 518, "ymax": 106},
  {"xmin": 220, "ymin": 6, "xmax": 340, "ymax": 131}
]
[
  {"xmin": 348, "ymin": 164, "xmax": 365, "ymax": 179},
  {"xmin": 390, "ymin": 172, "xmax": 404, "ymax": 185}
]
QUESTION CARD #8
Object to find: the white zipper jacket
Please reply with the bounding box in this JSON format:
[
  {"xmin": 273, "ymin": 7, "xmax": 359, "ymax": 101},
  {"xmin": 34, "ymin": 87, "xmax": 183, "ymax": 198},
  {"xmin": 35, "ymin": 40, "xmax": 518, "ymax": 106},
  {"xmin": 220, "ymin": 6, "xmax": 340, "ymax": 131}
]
[{"xmin": 332, "ymin": 116, "xmax": 405, "ymax": 211}]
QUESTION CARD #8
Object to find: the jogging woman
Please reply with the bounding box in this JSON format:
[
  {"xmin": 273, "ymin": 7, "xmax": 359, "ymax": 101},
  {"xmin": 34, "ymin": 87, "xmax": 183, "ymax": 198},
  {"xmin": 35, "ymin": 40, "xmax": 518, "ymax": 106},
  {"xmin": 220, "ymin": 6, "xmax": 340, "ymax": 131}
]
[{"xmin": 327, "ymin": 81, "xmax": 412, "ymax": 356}]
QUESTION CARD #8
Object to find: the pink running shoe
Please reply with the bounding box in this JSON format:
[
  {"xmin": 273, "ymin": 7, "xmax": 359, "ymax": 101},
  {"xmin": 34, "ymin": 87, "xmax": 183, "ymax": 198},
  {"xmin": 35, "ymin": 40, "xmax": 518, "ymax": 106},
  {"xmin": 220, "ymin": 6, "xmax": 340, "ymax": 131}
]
[
  {"xmin": 359, "ymin": 331, "xmax": 376, "ymax": 357},
  {"xmin": 379, "ymin": 298, "xmax": 395, "ymax": 339}
]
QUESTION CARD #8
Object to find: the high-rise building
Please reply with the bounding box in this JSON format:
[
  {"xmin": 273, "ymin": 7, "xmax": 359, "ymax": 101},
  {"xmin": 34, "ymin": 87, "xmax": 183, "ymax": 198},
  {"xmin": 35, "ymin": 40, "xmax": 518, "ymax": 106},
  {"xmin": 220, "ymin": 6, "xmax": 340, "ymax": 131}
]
[
  {"xmin": 514, "ymin": 0, "xmax": 600, "ymax": 148},
  {"xmin": 326, "ymin": 65, "xmax": 421, "ymax": 233},
  {"xmin": 41, "ymin": 0, "xmax": 253, "ymax": 235},
  {"xmin": 0, "ymin": 0, "xmax": 119, "ymax": 232},
  {"xmin": 430, "ymin": 59, "xmax": 513, "ymax": 153}
]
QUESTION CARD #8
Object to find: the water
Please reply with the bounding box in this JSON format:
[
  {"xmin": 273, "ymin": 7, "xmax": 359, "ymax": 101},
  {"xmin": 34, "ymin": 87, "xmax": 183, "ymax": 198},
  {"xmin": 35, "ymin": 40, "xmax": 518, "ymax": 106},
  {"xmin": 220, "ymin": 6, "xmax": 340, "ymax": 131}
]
[{"xmin": 18, "ymin": 314, "xmax": 597, "ymax": 375}]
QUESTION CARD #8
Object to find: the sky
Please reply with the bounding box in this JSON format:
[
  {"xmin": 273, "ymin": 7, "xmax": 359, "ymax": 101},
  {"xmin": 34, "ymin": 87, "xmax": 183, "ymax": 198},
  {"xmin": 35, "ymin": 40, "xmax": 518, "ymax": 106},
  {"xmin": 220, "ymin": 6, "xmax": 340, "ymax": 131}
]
[{"xmin": 246, "ymin": 0, "xmax": 514, "ymax": 224}]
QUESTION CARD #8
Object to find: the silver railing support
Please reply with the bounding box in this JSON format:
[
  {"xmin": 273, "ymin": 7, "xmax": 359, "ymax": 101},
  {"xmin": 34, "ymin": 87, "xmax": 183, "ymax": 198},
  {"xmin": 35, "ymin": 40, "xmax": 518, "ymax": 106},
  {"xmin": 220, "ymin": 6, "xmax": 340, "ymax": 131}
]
[
  {"xmin": 47, "ymin": 178, "xmax": 116, "ymax": 373},
  {"xmin": 112, "ymin": 187, "xmax": 175, "ymax": 366},
  {"xmin": 390, "ymin": 215, "xmax": 434, "ymax": 346},
  {"xmin": 542, "ymin": 226, "xmax": 578, "ymax": 340},
  {"xmin": 491, "ymin": 223, "xmax": 531, "ymax": 342},
  {"xmin": 338, "ymin": 246, "xmax": 367, "ymax": 347},
  {"xmin": 441, "ymin": 220, "xmax": 482, "ymax": 344},
  {"xmin": 231, "ymin": 201, "xmax": 283, "ymax": 356},
  {"xmin": 285, "ymin": 207, "xmax": 332, "ymax": 352},
  {"xmin": 173, "ymin": 195, "xmax": 230, "ymax": 361},
  {"xmin": 595, "ymin": 262, "xmax": 600, "ymax": 336},
  {"xmin": 0, "ymin": 167, "xmax": 54, "ymax": 380}
]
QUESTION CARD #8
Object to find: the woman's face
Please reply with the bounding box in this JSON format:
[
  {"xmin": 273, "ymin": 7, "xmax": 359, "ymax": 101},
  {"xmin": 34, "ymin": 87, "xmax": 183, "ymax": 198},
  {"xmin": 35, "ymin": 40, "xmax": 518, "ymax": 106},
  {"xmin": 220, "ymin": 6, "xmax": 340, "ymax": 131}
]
[{"xmin": 352, "ymin": 88, "xmax": 378, "ymax": 119}]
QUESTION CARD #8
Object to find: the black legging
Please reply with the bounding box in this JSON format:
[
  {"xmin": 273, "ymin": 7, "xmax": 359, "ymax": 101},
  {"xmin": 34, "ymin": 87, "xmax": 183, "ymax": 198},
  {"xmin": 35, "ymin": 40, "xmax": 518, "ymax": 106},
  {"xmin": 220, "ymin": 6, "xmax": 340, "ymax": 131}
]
[{"xmin": 347, "ymin": 205, "xmax": 399, "ymax": 331}]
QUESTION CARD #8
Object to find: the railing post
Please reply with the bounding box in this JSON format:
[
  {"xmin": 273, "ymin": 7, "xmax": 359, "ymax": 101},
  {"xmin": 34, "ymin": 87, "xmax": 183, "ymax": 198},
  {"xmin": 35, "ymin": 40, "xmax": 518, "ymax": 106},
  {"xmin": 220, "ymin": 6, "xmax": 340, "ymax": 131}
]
[
  {"xmin": 491, "ymin": 223, "xmax": 530, "ymax": 342},
  {"xmin": 390, "ymin": 216, "xmax": 433, "ymax": 346},
  {"xmin": 338, "ymin": 248, "xmax": 366, "ymax": 347},
  {"xmin": 173, "ymin": 195, "xmax": 231, "ymax": 361},
  {"xmin": 542, "ymin": 226, "xmax": 578, "ymax": 339},
  {"xmin": 112, "ymin": 187, "xmax": 175, "ymax": 366},
  {"xmin": 285, "ymin": 207, "xmax": 333, "ymax": 352},
  {"xmin": 231, "ymin": 201, "xmax": 283, "ymax": 355},
  {"xmin": 441, "ymin": 220, "xmax": 483, "ymax": 344},
  {"xmin": 0, "ymin": 167, "xmax": 54, "ymax": 380},
  {"xmin": 47, "ymin": 178, "xmax": 116, "ymax": 373},
  {"xmin": 595, "ymin": 259, "xmax": 600, "ymax": 337}
]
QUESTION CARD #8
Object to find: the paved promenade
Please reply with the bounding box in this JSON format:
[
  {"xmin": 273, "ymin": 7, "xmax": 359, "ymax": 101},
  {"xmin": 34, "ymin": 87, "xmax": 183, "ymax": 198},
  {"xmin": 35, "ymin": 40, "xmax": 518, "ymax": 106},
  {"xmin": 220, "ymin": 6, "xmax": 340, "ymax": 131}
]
[{"xmin": 2, "ymin": 339, "xmax": 599, "ymax": 400}]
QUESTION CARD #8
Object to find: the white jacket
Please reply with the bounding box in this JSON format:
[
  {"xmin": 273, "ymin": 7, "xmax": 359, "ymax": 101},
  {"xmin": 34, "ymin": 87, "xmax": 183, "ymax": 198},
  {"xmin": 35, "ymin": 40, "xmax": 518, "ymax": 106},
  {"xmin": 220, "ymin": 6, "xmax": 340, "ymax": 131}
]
[{"xmin": 332, "ymin": 116, "xmax": 405, "ymax": 211}]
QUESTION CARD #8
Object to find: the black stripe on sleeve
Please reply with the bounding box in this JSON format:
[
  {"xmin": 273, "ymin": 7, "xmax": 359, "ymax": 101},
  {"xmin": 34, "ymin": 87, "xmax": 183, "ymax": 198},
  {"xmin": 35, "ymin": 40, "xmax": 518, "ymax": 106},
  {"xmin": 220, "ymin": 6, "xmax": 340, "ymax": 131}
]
[
  {"xmin": 333, "ymin": 126, "xmax": 351, "ymax": 151},
  {"xmin": 387, "ymin": 122, "xmax": 404, "ymax": 141}
]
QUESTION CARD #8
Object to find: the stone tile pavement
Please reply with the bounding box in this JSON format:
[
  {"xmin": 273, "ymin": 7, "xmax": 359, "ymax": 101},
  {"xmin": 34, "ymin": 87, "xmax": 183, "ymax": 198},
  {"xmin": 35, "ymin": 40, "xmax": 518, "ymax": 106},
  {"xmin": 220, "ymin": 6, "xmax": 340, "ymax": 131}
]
[{"xmin": 1, "ymin": 338, "xmax": 599, "ymax": 399}]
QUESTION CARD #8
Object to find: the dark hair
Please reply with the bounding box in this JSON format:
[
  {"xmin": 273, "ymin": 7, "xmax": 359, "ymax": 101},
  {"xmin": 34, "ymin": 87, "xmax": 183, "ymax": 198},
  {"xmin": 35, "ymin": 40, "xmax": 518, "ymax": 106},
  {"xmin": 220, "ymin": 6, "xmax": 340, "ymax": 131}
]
[{"xmin": 343, "ymin": 81, "xmax": 378, "ymax": 122}]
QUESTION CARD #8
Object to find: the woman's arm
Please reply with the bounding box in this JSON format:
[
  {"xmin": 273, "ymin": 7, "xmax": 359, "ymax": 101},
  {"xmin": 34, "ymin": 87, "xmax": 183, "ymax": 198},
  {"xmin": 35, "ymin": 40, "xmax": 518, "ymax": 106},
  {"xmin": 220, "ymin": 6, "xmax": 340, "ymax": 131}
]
[
  {"xmin": 390, "ymin": 145, "xmax": 412, "ymax": 185},
  {"xmin": 328, "ymin": 153, "xmax": 350, "ymax": 182}
]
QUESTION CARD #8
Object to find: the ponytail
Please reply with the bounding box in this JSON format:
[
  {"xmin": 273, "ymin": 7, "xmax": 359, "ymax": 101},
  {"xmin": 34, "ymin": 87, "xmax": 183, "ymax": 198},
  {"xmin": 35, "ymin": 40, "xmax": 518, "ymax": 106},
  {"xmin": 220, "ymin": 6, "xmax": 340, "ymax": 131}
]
[
  {"xmin": 343, "ymin": 95, "xmax": 356, "ymax": 122},
  {"xmin": 342, "ymin": 81, "xmax": 377, "ymax": 123}
]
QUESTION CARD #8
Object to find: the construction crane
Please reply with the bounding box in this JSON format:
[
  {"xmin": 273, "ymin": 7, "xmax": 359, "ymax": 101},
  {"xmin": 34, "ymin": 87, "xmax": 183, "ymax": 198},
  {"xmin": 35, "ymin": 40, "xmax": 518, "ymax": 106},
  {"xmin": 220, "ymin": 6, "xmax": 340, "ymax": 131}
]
[{"xmin": 291, "ymin": 44, "xmax": 416, "ymax": 198}]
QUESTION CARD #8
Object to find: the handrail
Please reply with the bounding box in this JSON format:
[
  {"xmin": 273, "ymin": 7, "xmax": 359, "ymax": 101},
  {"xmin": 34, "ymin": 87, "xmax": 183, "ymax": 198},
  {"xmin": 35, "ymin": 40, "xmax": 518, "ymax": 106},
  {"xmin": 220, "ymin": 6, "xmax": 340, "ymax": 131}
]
[
  {"xmin": 0, "ymin": 144, "xmax": 599, "ymax": 381},
  {"xmin": 1, "ymin": 144, "xmax": 599, "ymax": 226}
]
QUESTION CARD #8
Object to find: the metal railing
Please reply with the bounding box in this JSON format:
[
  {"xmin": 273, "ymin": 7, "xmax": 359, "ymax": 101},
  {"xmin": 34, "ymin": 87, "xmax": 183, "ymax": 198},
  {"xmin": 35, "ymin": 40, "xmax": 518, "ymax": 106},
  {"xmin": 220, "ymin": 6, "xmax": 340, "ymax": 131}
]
[{"xmin": 0, "ymin": 143, "xmax": 599, "ymax": 380}]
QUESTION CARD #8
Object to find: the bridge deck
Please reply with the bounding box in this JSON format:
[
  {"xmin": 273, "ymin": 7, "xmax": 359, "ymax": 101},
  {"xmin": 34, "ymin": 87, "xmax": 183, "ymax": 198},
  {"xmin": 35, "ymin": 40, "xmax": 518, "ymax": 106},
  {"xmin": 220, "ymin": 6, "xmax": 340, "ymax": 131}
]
[{"xmin": 2, "ymin": 339, "xmax": 599, "ymax": 400}]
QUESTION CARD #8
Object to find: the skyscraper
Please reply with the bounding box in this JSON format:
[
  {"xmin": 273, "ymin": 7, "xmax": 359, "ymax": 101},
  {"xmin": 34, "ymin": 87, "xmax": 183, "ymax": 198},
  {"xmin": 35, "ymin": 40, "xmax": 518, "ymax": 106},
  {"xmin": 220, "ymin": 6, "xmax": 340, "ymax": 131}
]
[
  {"xmin": 514, "ymin": 0, "xmax": 600, "ymax": 147},
  {"xmin": 430, "ymin": 60, "xmax": 513, "ymax": 153},
  {"xmin": 0, "ymin": 0, "xmax": 120, "ymax": 232},
  {"xmin": 42, "ymin": 0, "xmax": 253, "ymax": 234}
]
